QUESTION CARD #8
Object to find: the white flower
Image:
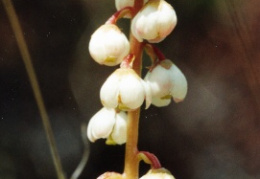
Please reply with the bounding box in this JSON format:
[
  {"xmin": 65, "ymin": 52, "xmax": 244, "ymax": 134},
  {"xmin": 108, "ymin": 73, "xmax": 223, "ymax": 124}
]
[
  {"xmin": 89, "ymin": 24, "xmax": 130, "ymax": 66},
  {"xmin": 131, "ymin": 0, "xmax": 177, "ymax": 43},
  {"xmin": 100, "ymin": 68, "xmax": 149, "ymax": 110},
  {"xmin": 87, "ymin": 107, "xmax": 128, "ymax": 145},
  {"xmin": 145, "ymin": 59, "xmax": 187, "ymax": 107},
  {"xmin": 140, "ymin": 168, "xmax": 175, "ymax": 179}
]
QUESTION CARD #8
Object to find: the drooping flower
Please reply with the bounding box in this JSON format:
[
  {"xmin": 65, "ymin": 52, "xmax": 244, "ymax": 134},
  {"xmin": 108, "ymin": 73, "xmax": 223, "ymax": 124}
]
[
  {"xmin": 100, "ymin": 68, "xmax": 150, "ymax": 110},
  {"xmin": 89, "ymin": 24, "xmax": 130, "ymax": 66},
  {"xmin": 87, "ymin": 107, "xmax": 128, "ymax": 145},
  {"xmin": 131, "ymin": 0, "xmax": 177, "ymax": 43},
  {"xmin": 140, "ymin": 168, "xmax": 175, "ymax": 179},
  {"xmin": 144, "ymin": 59, "xmax": 187, "ymax": 107}
]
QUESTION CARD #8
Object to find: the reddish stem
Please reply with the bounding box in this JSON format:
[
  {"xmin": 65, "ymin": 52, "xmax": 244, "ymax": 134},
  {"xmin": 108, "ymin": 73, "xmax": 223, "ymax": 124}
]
[
  {"xmin": 120, "ymin": 54, "xmax": 135, "ymax": 68},
  {"xmin": 106, "ymin": 6, "xmax": 134, "ymax": 24},
  {"xmin": 123, "ymin": 1, "xmax": 144, "ymax": 179},
  {"xmin": 152, "ymin": 45, "xmax": 166, "ymax": 62},
  {"xmin": 139, "ymin": 151, "xmax": 162, "ymax": 169}
]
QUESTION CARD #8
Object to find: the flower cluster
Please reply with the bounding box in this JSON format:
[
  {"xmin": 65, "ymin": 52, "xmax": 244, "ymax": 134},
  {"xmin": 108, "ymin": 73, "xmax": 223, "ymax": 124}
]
[{"xmin": 86, "ymin": 0, "xmax": 187, "ymax": 178}]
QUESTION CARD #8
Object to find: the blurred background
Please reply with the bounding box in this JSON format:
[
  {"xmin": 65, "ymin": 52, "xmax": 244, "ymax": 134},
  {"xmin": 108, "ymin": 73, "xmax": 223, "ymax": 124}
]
[{"xmin": 0, "ymin": 0, "xmax": 260, "ymax": 178}]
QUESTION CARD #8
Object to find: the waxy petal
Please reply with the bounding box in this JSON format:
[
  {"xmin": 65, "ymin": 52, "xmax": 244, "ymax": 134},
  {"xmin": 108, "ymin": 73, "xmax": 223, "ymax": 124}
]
[
  {"xmin": 169, "ymin": 64, "xmax": 188, "ymax": 102},
  {"xmin": 100, "ymin": 73, "xmax": 120, "ymax": 108},
  {"xmin": 131, "ymin": 0, "xmax": 177, "ymax": 43},
  {"xmin": 152, "ymin": 97, "xmax": 171, "ymax": 107},
  {"xmin": 111, "ymin": 111, "xmax": 128, "ymax": 144},
  {"xmin": 100, "ymin": 68, "xmax": 147, "ymax": 110},
  {"xmin": 119, "ymin": 74, "xmax": 145, "ymax": 110},
  {"xmin": 89, "ymin": 24, "xmax": 130, "ymax": 66},
  {"xmin": 140, "ymin": 168, "xmax": 175, "ymax": 179},
  {"xmin": 87, "ymin": 108, "xmax": 116, "ymax": 142}
]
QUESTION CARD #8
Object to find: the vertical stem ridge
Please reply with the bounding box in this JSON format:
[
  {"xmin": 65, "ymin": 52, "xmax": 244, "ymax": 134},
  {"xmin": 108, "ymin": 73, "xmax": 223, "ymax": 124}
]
[
  {"xmin": 124, "ymin": 109, "xmax": 140, "ymax": 179},
  {"xmin": 2, "ymin": 1, "xmax": 66, "ymax": 179},
  {"xmin": 123, "ymin": 32, "xmax": 143, "ymax": 179}
]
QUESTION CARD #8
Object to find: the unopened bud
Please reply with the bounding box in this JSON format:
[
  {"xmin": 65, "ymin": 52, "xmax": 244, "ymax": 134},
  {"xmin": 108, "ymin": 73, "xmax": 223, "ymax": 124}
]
[
  {"xmin": 131, "ymin": 0, "xmax": 177, "ymax": 43},
  {"xmin": 89, "ymin": 24, "xmax": 130, "ymax": 66}
]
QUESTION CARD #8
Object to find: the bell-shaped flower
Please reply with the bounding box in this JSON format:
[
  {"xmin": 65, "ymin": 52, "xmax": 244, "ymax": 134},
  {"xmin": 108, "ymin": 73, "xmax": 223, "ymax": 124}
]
[
  {"xmin": 100, "ymin": 68, "xmax": 150, "ymax": 110},
  {"xmin": 89, "ymin": 24, "xmax": 130, "ymax": 66},
  {"xmin": 87, "ymin": 107, "xmax": 128, "ymax": 145},
  {"xmin": 131, "ymin": 0, "xmax": 177, "ymax": 43},
  {"xmin": 140, "ymin": 168, "xmax": 175, "ymax": 179},
  {"xmin": 144, "ymin": 59, "xmax": 187, "ymax": 107}
]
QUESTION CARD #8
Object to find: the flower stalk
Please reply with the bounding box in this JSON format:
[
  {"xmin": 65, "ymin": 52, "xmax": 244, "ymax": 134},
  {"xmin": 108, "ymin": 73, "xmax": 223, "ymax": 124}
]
[
  {"xmin": 122, "ymin": 0, "xmax": 144, "ymax": 177},
  {"xmin": 87, "ymin": 0, "xmax": 185, "ymax": 178}
]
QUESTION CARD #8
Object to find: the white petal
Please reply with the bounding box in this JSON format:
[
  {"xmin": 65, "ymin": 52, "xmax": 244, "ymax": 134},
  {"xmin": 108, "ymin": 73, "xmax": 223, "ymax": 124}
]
[
  {"xmin": 142, "ymin": 81, "xmax": 152, "ymax": 109},
  {"xmin": 115, "ymin": 0, "xmax": 148, "ymax": 11},
  {"xmin": 119, "ymin": 74, "xmax": 145, "ymax": 109},
  {"xmin": 87, "ymin": 108, "xmax": 116, "ymax": 142},
  {"xmin": 131, "ymin": 16, "xmax": 143, "ymax": 42},
  {"xmin": 144, "ymin": 65, "xmax": 172, "ymax": 97},
  {"xmin": 89, "ymin": 24, "xmax": 129, "ymax": 66},
  {"xmin": 152, "ymin": 97, "xmax": 171, "ymax": 107},
  {"xmin": 111, "ymin": 111, "xmax": 128, "ymax": 144},
  {"xmin": 100, "ymin": 73, "xmax": 120, "ymax": 108},
  {"xmin": 169, "ymin": 64, "xmax": 188, "ymax": 102},
  {"xmin": 131, "ymin": 0, "xmax": 177, "ymax": 43},
  {"xmin": 87, "ymin": 116, "xmax": 95, "ymax": 142},
  {"xmin": 115, "ymin": 0, "xmax": 134, "ymax": 10},
  {"xmin": 140, "ymin": 168, "xmax": 175, "ymax": 179}
]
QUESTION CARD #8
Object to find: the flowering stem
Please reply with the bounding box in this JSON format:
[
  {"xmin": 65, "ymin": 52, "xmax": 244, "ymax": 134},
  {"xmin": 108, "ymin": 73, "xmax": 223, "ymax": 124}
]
[
  {"xmin": 123, "ymin": 0, "xmax": 144, "ymax": 177},
  {"xmin": 123, "ymin": 35, "xmax": 143, "ymax": 179},
  {"xmin": 124, "ymin": 108, "xmax": 140, "ymax": 179}
]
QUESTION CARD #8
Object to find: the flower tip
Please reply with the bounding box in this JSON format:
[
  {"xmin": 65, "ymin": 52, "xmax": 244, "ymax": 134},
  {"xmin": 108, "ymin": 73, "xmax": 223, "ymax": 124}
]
[
  {"xmin": 173, "ymin": 97, "xmax": 184, "ymax": 103},
  {"xmin": 140, "ymin": 168, "xmax": 175, "ymax": 179}
]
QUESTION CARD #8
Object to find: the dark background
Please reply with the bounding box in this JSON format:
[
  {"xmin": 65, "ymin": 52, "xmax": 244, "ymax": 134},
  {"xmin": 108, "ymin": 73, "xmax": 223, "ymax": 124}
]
[{"xmin": 0, "ymin": 0, "xmax": 260, "ymax": 178}]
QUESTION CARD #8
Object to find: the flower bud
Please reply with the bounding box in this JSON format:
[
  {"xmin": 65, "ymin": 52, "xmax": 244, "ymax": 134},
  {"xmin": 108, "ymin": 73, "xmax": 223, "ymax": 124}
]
[
  {"xmin": 145, "ymin": 59, "xmax": 187, "ymax": 107},
  {"xmin": 100, "ymin": 68, "xmax": 147, "ymax": 110},
  {"xmin": 87, "ymin": 107, "xmax": 127, "ymax": 145},
  {"xmin": 140, "ymin": 168, "xmax": 175, "ymax": 179},
  {"xmin": 131, "ymin": 0, "xmax": 177, "ymax": 43},
  {"xmin": 97, "ymin": 172, "xmax": 123, "ymax": 179},
  {"xmin": 89, "ymin": 24, "xmax": 130, "ymax": 66}
]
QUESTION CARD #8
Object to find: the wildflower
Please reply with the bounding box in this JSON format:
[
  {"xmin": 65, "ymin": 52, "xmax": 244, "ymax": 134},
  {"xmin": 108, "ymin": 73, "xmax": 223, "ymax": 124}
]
[
  {"xmin": 89, "ymin": 24, "xmax": 130, "ymax": 66},
  {"xmin": 87, "ymin": 107, "xmax": 128, "ymax": 145},
  {"xmin": 100, "ymin": 68, "xmax": 148, "ymax": 110},
  {"xmin": 131, "ymin": 0, "xmax": 177, "ymax": 43},
  {"xmin": 144, "ymin": 59, "xmax": 187, "ymax": 107},
  {"xmin": 140, "ymin": 168, "xmax": 175, "ymax": 179}
]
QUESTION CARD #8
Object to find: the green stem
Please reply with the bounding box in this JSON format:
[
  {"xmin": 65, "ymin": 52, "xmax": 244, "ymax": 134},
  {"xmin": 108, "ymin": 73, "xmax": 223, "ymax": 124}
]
[{"xmin": 2, "ymin": 1, "xmax": 66, "ymax": 179}]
